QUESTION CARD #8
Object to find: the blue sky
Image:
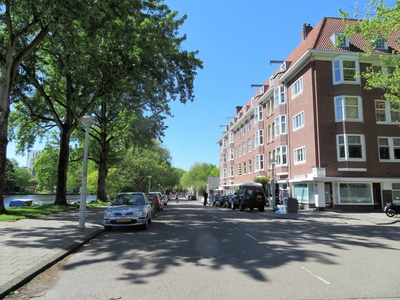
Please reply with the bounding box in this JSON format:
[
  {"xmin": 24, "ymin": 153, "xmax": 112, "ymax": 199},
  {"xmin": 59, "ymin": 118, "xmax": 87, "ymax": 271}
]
[{"xmin": 7, "ymin": 0, "xmax": 372, "ymax": 170}]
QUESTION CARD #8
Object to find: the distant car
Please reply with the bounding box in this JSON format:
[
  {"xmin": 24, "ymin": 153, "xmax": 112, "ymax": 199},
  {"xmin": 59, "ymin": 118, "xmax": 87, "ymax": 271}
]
[
  {"xmin": 209, "ymin": 194, "xmax": 221, "ymax": 206},
  {"xmin": 231, "ymin": 182, "xmax": 266, "ymax": 212},
  {"xmin": 103, "ymin": 192, "xmax": 152, "ymax": 230},
  {"xmin": 189, "ymin": 195, "xmax": 197, "ymax": 200},
  {"xmin": 147, "ymin": 192, "xmax": 164, "ymax": 215},
  {"xmin": 225, "ymin": 194, "xmax": 235, "ymax": 208}
]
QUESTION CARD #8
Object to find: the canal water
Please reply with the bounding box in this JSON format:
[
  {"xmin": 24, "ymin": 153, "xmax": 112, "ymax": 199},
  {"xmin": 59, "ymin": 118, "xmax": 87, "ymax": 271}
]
[{"xmin": 3, "ymin": 194, "xmax": 97, "ymax": 208}]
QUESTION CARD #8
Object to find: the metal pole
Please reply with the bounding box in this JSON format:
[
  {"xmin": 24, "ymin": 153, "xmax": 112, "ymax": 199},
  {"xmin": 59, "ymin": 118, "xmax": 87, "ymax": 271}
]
[
  {"xmin": 148, "ymin": 176, "xmax": 152, "ymax": 193},
  {"xmin": 271, "ymin": 165, "xmax": 276, "ymax": 211},
  {"xmin": 78, "ymin": 125, "xmax": 90, "ymax": 232}
]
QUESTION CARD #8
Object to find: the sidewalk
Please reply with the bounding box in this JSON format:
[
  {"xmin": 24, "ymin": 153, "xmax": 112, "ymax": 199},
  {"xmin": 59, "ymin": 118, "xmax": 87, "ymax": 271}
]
[
  {"xmin": 0, "ymin": 205, "xmax": 398, "ymax": 298},
  {"xmin": 0, "ymin": 207, "xmax": 104, "ymax": 299}
]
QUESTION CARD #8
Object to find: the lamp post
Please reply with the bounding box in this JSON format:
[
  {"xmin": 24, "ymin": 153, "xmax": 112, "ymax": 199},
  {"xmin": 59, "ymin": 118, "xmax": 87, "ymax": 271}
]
[
  {"xmin": 78, "ymin": 115, "xmax": 97, "ymax": 232},
  {"xmin": 148, "ymin": 175, "xmax": 152, "ymax": 193},
  {"xmin": 269, "ymin": 159, "xmax": 277, "ymax": 212}
]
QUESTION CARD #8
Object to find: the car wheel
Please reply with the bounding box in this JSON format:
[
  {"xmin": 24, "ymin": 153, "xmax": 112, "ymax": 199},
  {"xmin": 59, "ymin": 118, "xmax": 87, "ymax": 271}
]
[
  {"xmin": 104, "ymin": 226, "xmax": 112, "ymax": 231},
  {"xmin": 386, "ymin": 209, "xmax": 396, "ymax": 217},
  {"xmin": 142, "ymin": 217, "xmax": 149, "ymax": 230},
  {"xmin": 259, "ymin": 205, "xmax": 265, "ymax": 212},
  {"xmin": 239, "ymin": 202, "xmax": 245, "ymax": 211}
]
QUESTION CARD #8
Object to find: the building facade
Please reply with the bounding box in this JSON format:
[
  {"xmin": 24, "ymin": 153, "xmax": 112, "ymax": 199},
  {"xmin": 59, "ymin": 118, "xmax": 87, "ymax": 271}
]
[{"xmin": 218, "ymin": 17, "xmax": 400, "ymax": 211}]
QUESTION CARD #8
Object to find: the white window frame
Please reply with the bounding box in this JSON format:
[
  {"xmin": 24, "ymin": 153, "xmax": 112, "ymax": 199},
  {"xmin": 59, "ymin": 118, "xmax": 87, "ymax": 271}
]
[
  {"xmin": 333, "ymin": 57, "xmax": 360, "ymax": 84},
  {"xmin": 238, "ymin": 144, "xmax": 242, "ymax": 157},
  {"xmin": 378, "ymin": 137, "xmax": 400, "ymax": 161},
  {"xmin": 247, "ymin": 138, "xmax": 252, "ymax": 153},
  {"xmin": 334, "ymin": 96, "xmax": 363, "ymax": 122},
  {"xmin": 248, "ymin": 119, "xmax": 251, "ymax": 131},
  {"xmin": 229, "ymin": 148, "xmax": 234, "ymax": 161},
  {"xmin": 243, "ymin": 162, "xmax": 247, "ymax": 174},
  {"xmin": 276, "ymin": 146, "xmax": 287, "ymax": 166},
  {"xmin": 294, "ymin": 147, "xmax": 306, "ymax": 164},
  {"xmin": 229, "ymin": 132, "xmax": 234, "ymax": 143},
  {"xmin": 242, "ymin": 141, "xmax": 246, "ymax": 156},
  {"xmin": 254, "ymin": 154, "xmax": 264, "ymax": 171},
  {"xmin": 274, "ymin": 115, "xmax": 286, "ymax": 137},
  {"xmin": 274, "ymin": 85, "xmax": 285, "ymax": 107},
  {"xmin": 291, "ymin": 77, "xmax": 303, "ymax": 98},
  {"xmin": 222, "ymin": 168, "xmax": 227, "ymax": 178},
  {"xmin": 222, "ymin": 153, "xmax": 227, "ymax": 163},
  {"xmin": 248, "ymin": 159, "xmax": 252, "ymax": 173},
  {"xmin": 375, "ymin": 100, "xmax": 400, "ymax": 123},
  {"xmin": 229, "ymin": 166, "xmax": 234, "ymax": 177},
  {"xmin": 292, "ymin": 111, "xmax": 304, "ymax": 131},
  {"xmin": 336, "ymin": 134, "xmax": 366, "ymax": 161}
]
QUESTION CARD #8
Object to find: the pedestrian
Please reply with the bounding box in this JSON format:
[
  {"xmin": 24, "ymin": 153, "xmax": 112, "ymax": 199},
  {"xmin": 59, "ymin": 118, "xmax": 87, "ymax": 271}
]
[{"xmin": 203, "ymin": 191, "xmax": 208, "ymax": 206}]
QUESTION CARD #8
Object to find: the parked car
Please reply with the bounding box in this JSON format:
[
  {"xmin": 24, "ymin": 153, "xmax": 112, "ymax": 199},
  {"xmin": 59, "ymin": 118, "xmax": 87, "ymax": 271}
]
[
  {"xmin": 104, "ymin": 192, "xmax": 152, "ymax": 230},
  {"xmin": 147, "ymin": 192, "xmax": 163, "ymax": 215},
  {"xmin": 231, "ymin": 182, "xmax": 266, "ymax": 212},
  {"xmin": 189, "ymin": 195, "xmax": 197, "ymax": 200},
  {"xmin": 225, "ymin": 194, "xmax": 235, "ymax": 208},
  {"xmin": 162, "ymin": 194, "xmax": 168, "ymax": 206},
  {"xmin": 209, "ymin": 194, "xmax": 221, "ymax": 206}
]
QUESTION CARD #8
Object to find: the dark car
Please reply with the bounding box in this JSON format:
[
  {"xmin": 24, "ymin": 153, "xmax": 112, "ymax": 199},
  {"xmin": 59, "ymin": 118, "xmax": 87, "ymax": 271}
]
[
  {"xmin": 231, "ymin": 183, "xmax": 266, "ymax": 212},
  {"xmin": 225, "ymin": 194, "xmax": 235, "ymax": 208}
]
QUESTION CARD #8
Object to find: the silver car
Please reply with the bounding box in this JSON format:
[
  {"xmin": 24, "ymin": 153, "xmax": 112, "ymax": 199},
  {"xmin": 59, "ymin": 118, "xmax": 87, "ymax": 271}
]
[{"xmin": 104, "ymin": 192, "xmax": 152, "ymax": 231}]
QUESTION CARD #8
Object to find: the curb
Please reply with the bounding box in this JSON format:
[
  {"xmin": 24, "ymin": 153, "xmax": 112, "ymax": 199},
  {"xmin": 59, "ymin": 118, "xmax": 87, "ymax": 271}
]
[{"xmin": 0, "ymin": 228, "xmax": 104, "ymax": 299}]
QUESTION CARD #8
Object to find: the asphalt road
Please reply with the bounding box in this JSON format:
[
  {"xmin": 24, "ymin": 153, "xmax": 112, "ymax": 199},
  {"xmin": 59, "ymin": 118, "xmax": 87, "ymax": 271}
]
[{"xmin": 14, "ymin": 201, "xmax": 400, "ymax": 300}]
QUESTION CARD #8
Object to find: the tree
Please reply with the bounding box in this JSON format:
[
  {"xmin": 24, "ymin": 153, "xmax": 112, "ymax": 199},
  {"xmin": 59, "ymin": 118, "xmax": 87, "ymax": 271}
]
[
  {"xmin": 10, "ymin": 0, "xmax": 203, "ymax": 206},
  {"xmin": 13, "ymin": 167, "xmax": 31, "ymax": 192},
  {"xmin": 340, "ymin": 1, "xmax": 400, "ymax": 105},
  {"xmin": 254, "ymin": 176, "xmax": 270, "ymax": 197},
  {"xmin": 180, "ymin": 163, "xmax": 219, "ymax": 191},
  {"xmin": 33, "ymin": 146, "xmax": 59, "ymax": 192},
  {"xmin": 0, "ymin": 0, "xmax": 63, "ymax": 213}
]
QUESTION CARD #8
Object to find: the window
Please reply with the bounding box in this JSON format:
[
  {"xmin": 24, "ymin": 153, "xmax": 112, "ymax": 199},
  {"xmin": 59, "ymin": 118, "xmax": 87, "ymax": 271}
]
[
  {"xmin": 254, "ymin": 105, "xmax": 263, "ymax": 123},
  {"xmin": 335, "ymin": 96, "xmax": 363, "ymax": 122},
  {"xmin": 242, "ymin": 141, "xmax": 246, "ymax": 155},
  {"xmin": 229, "ymin": 132, "xmax": 234, "ymax": 143},
  {"xmin": 291, "ymin": 77, "xmax": 303, "ymax": 98},
  {"xmin": 337, "ymin": 134, "xmax": 365, "ymax": 161},
  {"xmin": 243, "ymin": 123, "xmax": 246, "ymax": 135},
  {"xmin": 238, "ymin": 144, "xmax": 242, "ymax": 157},
  {"xmin": 378, "ymin": 137, "xmax": 400, "ymax": 161},
  {"xmin": 254, "ymin": 154, "xmax": 264, "ymax": 171},
  {"xmin": 248, "ymin": 119, "xmax": 252, "ymax": 131},
  {"xmin": 331, "ymin": 32, "xmax": 349, "ymax": 48},
  {"xmin": 243, "ymin": 162, "xmax": 247, "ymax": 174},
  {"xmin": 294, "ymin": 147, "xmax": 306, "ymax": 164},
  {"xmin": 247, "ymin": 138, "xmax": 252, "ymax": 153},
  {"xmin": 248, "ymin": 159, "xmax": 252, "ymax": 173},
  {"xmin": 375, "ymin": 100, "xmax": 400, "ymax": 123},
  {"xmin": 223, "ymin": 138, "xmax": 227, "ymax": 148},
  {"xmin": 335, "ymin": 183, "xmax": 373, "ymax": 204},
  {"xmin": 229, "ymin": 148, "xmax": 234, "ymax": 160},
  {"xmin": 222, "ymin": 153, "xmax": 226, "ymax": 163},
  {"xmin": 276, "ymin": 146, "xmax": 287, "ymax": 166},
  {"xmin": 333, "ymin": 58, "xmax": 359, "ymax": 84},
  {"xmin": 274, "ymin": 115, "xmax": 286, "ymax": 136},
  {"xmin": 293, "ymin": 112, "xmax": 304, "ymax": 130},
  {"xmin": 254, "ymin": 130, "xmax": 264, "ymax": 147},
  {"xmin": 274, "ymin": 85, "xmax": 285, "ymax": 107},
  {"xmin": 222, "ymin": 168, "xmax": 227, "ymax": 178},
  {"xmin": 229, "ymin": 166, "xmax": 234, "ymax": 177},
  {"xmin": 392, "ymin": 183, "xmax": 400, "ymax": 201}
]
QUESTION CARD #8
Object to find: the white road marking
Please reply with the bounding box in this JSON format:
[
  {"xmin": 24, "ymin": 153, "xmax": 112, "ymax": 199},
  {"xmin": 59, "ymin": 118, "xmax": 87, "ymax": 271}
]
[
  {"xmin": 266, "ymin": 245, "xmax": 281, "ymax": 255},
  {"xmin": 246, "ymin": 234, "xmax": 257, "ymax": 241},
  {"xmin": 301, "ymin": 267, "xmax": 331, "ymax": 285},
  {"xmin": 233, "ymin": 226, "xmax": 240, "ymax": 231}
]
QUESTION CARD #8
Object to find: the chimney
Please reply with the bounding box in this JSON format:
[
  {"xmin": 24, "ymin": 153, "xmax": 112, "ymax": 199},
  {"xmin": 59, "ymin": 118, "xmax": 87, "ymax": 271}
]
[
  {"xmin": 301, "ymin": 23, "xmax": 313, "ymax": 41},
  {"xmin": 235, "ymin": 106, "xmax": 243, "ymax": 114}
]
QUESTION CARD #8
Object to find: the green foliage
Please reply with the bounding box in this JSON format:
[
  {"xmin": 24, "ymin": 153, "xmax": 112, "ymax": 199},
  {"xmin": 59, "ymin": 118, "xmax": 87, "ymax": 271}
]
[
  {"xmin": 254, "ymin": 176, "xmax": 270, "ymax": 196},
  {"xmin": 33, "ymin": 146, "xmax": 59, "ymax": 192},
  {"xmin": 179, "ymin": 163, "xmax": 219, "ymax": 190},
  {"xmin": 340, "ymin": 1, "xmax": 400, "ymax": 105}
]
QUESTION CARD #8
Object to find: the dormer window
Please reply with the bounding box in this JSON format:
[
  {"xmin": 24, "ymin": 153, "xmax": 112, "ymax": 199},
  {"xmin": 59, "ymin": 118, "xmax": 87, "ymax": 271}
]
[
  {"xmin": 269, "ymin": 76, "xmax": 274, "ymax": 88},
  {"xmin": 374, "ymin": 37, "xmax": 388, "ymax": 51},
  {"xmin": 331, "ymin": 32, "xmax": 349, "ymax": 48}
]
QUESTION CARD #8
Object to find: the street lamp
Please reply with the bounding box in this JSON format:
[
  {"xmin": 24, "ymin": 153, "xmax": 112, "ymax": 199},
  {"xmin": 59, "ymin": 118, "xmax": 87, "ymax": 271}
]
[
  {"xmin": 78, "ymin": 115, "xmax": 97, "ymax": 232},
  {"xmin": 269, "ymin": 159, "xmax": 277, "ymax": 212},
  {"xmin": 148, "ymin": 175, "xmax": 152, "ymax": 193}
]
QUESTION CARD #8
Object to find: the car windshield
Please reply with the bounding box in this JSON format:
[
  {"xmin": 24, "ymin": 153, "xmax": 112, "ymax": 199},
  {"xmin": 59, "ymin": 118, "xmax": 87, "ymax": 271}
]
[{"xmin": 112, "ymin": 194, "xmax": 145, "ymax": 206}]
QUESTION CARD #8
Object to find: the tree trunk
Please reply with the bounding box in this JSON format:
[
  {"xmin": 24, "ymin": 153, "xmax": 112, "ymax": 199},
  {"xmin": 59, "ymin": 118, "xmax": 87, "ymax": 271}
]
[
  {"xmin": 54, "ymin": 129, "xmax": 71, "ymax": 205},
  {"xmin": 97, "ymin": 146, "xmax": 108, "ymax": 201},
  {"xmin": 0, "ymin": 78, "xmax": 11, "ymax": 214}
]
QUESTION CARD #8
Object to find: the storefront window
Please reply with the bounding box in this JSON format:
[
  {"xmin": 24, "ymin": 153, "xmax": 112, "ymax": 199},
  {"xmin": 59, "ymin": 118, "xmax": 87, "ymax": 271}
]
[
  {"xmin": 293, "ymin": 184, "xmax": 308, "ymax": 202},
  {"xmin": 337, "ymin": 183, "xmax": 372, "ymax": 204}
]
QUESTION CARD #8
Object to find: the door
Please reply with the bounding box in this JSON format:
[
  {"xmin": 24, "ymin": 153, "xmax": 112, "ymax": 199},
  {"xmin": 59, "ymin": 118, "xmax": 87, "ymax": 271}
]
[
  {"xmin": 372, "ymin": 183, "xmax": 382, "ymax": 210},
  {"xmin": 324, "ymin": 183, "xmax": 333, "ymax": 209}
]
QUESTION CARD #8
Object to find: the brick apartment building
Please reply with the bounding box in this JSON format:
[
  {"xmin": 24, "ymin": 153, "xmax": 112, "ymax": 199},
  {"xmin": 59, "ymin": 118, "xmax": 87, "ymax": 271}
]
[{"xmin": 217, "ymin": 17, "xmax": 400, "ymax": 211}]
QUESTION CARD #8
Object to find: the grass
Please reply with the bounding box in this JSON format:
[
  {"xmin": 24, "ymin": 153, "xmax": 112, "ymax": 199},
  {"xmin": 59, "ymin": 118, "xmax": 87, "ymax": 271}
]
[{"xmin": 0, "ymin": 200, "xmax": 108, "ymax": 221}]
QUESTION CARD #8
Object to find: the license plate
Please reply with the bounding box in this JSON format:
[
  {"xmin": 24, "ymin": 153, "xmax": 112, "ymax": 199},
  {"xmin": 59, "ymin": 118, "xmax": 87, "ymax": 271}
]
[{"xmin": 117, "ymin": 218, "xmax": 131, "ymax": 223}]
